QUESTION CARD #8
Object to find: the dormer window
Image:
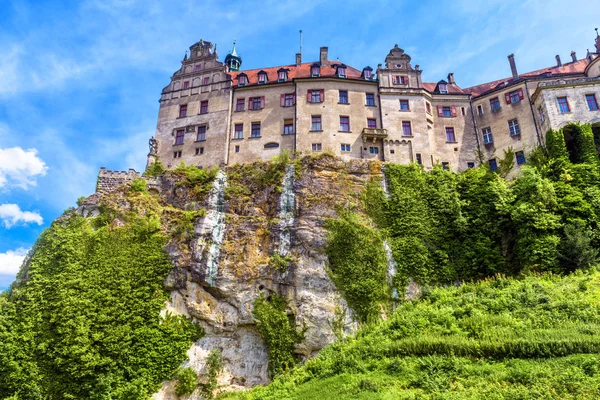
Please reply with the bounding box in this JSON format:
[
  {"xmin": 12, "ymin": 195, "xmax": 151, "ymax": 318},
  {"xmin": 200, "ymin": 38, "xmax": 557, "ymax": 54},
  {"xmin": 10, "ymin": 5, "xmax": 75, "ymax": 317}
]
[
  {"xmin": 311, "ymin": 64, "xmax": 320, "ymax": 77},
  {"xmin": 335, "ymin": 64, "xmax": 347, "ymax": 78},
  {"xmin": 277, "ymin": 68, "xmax": 289, "ymax": 82},
  {"xmin": 258, "ymin": 71, "xmax": 267, "ymax": 84},
  {"xmin": 238, "ymin": 74, "xmax": 248, "ymax": 86},
  {"xmin": 362, "ymin": 66, "xmax": 373, "ymax": 80},
  {"xmin": 364, "ymin": 70, "xmax": 372, "ymax": 79},
  {"xmin": 439, "ymin": 83, "xmax": 448, "ymax": 94}
]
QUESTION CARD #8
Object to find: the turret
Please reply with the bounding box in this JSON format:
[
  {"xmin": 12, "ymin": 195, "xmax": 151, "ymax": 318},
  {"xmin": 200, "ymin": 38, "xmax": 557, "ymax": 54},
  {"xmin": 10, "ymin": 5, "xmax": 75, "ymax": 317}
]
[{"xmin": 225, "ymin": 40, "xmax": 242, "ymax": 72}]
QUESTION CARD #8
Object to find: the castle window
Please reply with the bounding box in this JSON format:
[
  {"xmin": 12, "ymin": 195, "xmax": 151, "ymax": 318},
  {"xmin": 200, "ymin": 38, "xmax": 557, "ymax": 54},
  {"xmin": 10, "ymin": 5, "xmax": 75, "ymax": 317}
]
[
  {"xmin": 281, "ymin": 93, "xmax": 295, "ymax": 107},
  {"xmin": 445, "ymin": 127, "xmax": 456, "ymax": 143},
  {"xmin": 477, "ymin": 105, "xmax": 483, "ymax": 116},
  {"xmin": 278, "ymin": 70, "xmax": 288, "ymax": 82},
  {"xmin": 311, "ymin": 115, "xmax": 322, "ymax": 131},
  {"xmin": 490, "ymin": 97, "xmax": 501, "ymax": 111},
  {"xmin": 175, "ymin": 129, "xmax": 185, "ymax": 145},
  {"xmin": 235, "ymin": 145, "xmax": 240, "ymax": 153},
  {"xmin": 283, "ymin": 119, "xmax": 294, "ymax": 135},
  {"xmin": 234, "ymin": 124, "xmax": 243, "ymax": 139},
  {"xmin": 203, "ymin": 77, "xmax": 210, "ymax": 85},
  {"xmin": 258, "ymin": 72, "xmax": 267, "ymax": 84},
  {"xmin": 393, "ymin": 76, "xmax": 408, "ymax": 85},
  {"xmin": 194, "ymin": 65, "xmax": 201, "ymax": 72},
  {"xmin": 312, "ymin": 143, "xmax": 322, "ymax": 151},
  {"xmin": 173, "ymin": 150, "xmax": 182, "ymax": 158},
  {"xmin": 402, "ymin": 121, "xmax": 412, "ymax": 136},
  {"xmin": 183, "ymin": 81, "xmax": 190, "ymax": 89},
  {"xmin": 339, "ymin": 116, "xmax": 350, "ymax": 132},
  {"xmin": 363, "ymin": 69, "xmax": 372, "ymax": 79},
  {"xmin": 251, "ymin": 122, "xmax": 261, "ymax": 138},
  {"xmin": 482, "ymin": 127, "xmax": 493, "ymax": 144},
  {"xmin": 179, "ymin": 104, "xmax": 187, "ymax": 118},
  {"xmin": 311, "ymin": 65, "xmax": 320, "ymax": 77},
  {"xmin": 438, "ymin": 83, "xmax": 448, "ymax": 94},
  {"xmin": 426, "ymin": 102, "xmax": 432, "ymax": 114},
  {"xmin": 249, "ymin": 96, "xmax": 265, "ymax": 110},
  {"xmin": 489, "ymin": 159, "xmax": 498, "ymax": 172},
  {"xmin": 416, "ymin": 153, "xmax": 422, "ymax": 165},
  {"xmin": 442, "ymin": 162, "xmax": 450, "ymax": 170},
  {"xmin": 516, "ymin": 151, "xmax": 526, "ymax": 165},
  {"xmin": 341, "ymin": 144, "xmax": 351, "ymax": 152},
  {"xmin": 539, "ymin": 107, "xmax": 545, "ymax": 122},
  {"xmin": 236, "ymin": 98, "xmax": 245, "ymax": 112},
  {"xmin": 461, "ymin": 107, "xmax": 466, "ymax": 116},
  {"xmin": 586, "ymin": 94, "xmax": 599, "ymax": 111},
  {"xmin": 506, "ymin": 89, "xmax": 524, "ymax": 104},
  {"xmin": 366, "ymin": 93, "xmax": 375, "ymax": 106},
  {"xmin": 200, "ymin": 100, "xmax": 208, "ymax": 114},
  {"xmin": 508, "ymin": 119, "xmax": 520, "ymax": 136},
  {"xmin": 442, "ymin": 107, "xmax": 452, "ymax": 117},
  {"xmin": 339, "ymin": 90, "xmax": 348, "ymax": 104},
  {"xmin": 264, "ymin": 142, "xmax": 279, "ymax": 149},
  {"xmin": 197, "ymin": 125, "xmax": 207, "ymax": 141},
  {"xmin": 369, "ymin": 146, "xmax": 379, "ymax": 155},
  {"xmin": 467, "ymin": 162, "xmax": 475, "ymax": 168},
  {"xmin": 557, "ymin": 97, "xmax": 570, "ymax": 113},
  {"xmin": 195, "ymin": 147, "xmax": 204, "ymax": 155},
  {"xmin": 399, "ymin": 100, "xmax": 410, "ymax": 111},
  {"xmin": 309, "ymin": 89, "xmax": 324, "ymax": 103},
  {"xmin": 367, "ymin": 118, "xmax": 377, "ymax": 129},
  {"xmin": 238, "ymin": 74, "xmax": 248, "ymax": 86}
]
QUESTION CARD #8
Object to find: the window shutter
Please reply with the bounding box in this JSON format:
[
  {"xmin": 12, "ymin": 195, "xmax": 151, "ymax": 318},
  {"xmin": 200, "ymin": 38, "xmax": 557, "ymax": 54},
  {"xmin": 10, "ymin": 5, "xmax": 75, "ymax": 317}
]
[
  {"xmin": 260, "ymin": 96, "xmax": 265, "ymax": 109},
  {"xmin": 518, "ymin": 88, "xmax": 524, "ymax": 100},
  {"xmin": 451, "ymin": 105, "xmax": 457, "ymax": 117},
  {"xmin": 505, "ymin": 93, "xmax": 511, "ymax": 104},
  {"xmin": 320, "ymin": 89, "xmax": 324, "ymax": 102},
  {"xmin": 293, "ymin": 92, "xmax": 296, "ymax": 105},
  {"xmin": 248, "ymin": 97, "xmax": 253, "ymax": 109},
  {"xmin": 307, "ymin": 89, "xmax": 312, "ymax": 103},
  {"xmin": 280, "ymin": 94, "xmax": 285, "ymax": 107},
  {"xmin": 437, "ymin": 105, "xmax": 443, "ymax": 116}
]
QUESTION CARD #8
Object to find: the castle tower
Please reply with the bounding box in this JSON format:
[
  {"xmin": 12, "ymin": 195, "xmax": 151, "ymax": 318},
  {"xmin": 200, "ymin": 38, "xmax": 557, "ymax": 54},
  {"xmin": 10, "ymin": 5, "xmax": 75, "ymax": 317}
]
[{"xmin": 225, "ymin": 40, "xmax": 242, "ymax": 72}]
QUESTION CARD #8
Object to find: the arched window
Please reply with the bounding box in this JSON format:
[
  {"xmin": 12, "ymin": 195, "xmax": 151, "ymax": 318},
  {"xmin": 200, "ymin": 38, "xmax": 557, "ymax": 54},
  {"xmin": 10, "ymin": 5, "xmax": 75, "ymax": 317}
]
[{"xmin": 264, "ymin": 142, "xmax": 279, "ymax": 149}]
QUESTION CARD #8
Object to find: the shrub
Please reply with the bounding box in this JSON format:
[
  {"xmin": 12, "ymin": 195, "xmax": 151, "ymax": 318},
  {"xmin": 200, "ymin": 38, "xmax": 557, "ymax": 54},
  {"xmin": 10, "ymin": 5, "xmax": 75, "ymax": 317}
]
[
  {"xmin": 130, "ymin": 177, "xmax": 147, "ymax": 193},
  {"xmin": 145, "ymin": 160, "xmax": 166, "ymax": 177},
  {"xmin": 174, "ymin": 367, "xmax": 198, "ymax": 396}
]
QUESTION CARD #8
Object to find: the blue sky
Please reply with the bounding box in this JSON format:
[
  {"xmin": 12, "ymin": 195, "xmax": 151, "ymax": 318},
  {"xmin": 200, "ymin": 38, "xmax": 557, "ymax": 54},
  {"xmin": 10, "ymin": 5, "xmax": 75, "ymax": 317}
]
[{"xmin": 0, "ymin": 0, "xmax": 599, "ymax": 290}]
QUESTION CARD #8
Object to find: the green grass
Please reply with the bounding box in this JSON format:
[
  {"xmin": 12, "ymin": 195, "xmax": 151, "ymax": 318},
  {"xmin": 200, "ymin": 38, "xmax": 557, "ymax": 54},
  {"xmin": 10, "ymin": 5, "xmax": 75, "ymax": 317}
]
[{"xmin": 221, "ymin": 271, "xmax": 600, "ymax": 399}]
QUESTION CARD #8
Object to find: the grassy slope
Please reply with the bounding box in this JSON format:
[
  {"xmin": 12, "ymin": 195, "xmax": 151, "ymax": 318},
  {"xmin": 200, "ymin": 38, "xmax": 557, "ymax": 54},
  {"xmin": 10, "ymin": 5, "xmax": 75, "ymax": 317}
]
[{"xmin": 222, "ymin": 271, "xmax": 600, "ymax": 399}]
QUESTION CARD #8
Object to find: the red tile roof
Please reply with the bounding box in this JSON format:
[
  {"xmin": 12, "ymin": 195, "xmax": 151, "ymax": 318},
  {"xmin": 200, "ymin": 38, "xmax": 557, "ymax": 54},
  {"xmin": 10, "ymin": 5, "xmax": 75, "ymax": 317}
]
[
  {"xmin": 227, "ymin": 61, "xmax": 366, "ymax": 85},
  {"xmin": 422, "ymin": 82, "xmax": 467, "ymax": 95},
  {"xmin": 464, "ymin": 58, "xmax": 591, "ymax": 98}
]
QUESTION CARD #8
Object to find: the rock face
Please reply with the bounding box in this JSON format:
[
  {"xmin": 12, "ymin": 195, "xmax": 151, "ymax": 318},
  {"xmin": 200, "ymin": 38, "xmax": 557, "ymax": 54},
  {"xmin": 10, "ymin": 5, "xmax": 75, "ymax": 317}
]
[{"xmin": 146, "ymin": 156, "xmax": 383, "ymax": 398}]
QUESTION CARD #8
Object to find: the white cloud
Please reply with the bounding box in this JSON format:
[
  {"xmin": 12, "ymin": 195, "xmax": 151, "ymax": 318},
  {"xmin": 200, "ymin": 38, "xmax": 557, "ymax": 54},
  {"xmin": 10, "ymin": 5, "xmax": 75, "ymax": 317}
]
[
  {"xmin": 0, "ymin": 204, "xmax": 43, "ymax": 228},
  {"xmin": 0, "ymin": 247, "xmax": 28, "ymax": 275},
  {"xmin": 0, "ymin": 147, "xmax": 48, "ymax": 189}
]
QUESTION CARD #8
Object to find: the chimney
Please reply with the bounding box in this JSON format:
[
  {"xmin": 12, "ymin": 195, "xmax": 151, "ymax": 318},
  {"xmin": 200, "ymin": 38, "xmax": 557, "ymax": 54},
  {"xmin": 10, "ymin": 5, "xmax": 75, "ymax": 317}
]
[
  {"xmin": 571, "ymin": 51, "xmax": 577, "ymax": 62},
  {"xmin": 320, "ymin": 46, "xmax": 328, "ymax": 66},
  {"xmin": 296, "ymin": 52, "xmax": 302, "ymax": 66},
  {"xmin": 508, "ymin": 54, "xmax": 518, "ymax": 80},
  {"xmin": 556, "ymin": 54, "xmax": 562, "ymax": 67},
  {"xmin": 447, "ymin": 73, "xmax": 455, "ymax": 85}
]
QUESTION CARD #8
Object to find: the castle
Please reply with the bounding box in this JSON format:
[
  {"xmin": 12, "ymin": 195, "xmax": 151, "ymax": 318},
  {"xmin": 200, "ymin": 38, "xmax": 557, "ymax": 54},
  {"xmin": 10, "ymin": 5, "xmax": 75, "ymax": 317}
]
[{"xmin": 147, "ymin": 33, "xmax": 600, "ymax": 173}]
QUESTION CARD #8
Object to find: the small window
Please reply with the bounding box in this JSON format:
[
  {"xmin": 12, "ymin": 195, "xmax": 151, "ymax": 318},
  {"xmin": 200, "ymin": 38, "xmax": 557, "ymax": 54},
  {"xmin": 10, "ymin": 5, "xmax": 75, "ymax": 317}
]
[
  {"xmin": 508, "ymin": 119, "xmax": 520, "ymax": 136},
  {"xmin": 264, "ymin": 142, "xmax": 279, "ymax": 149},
  {"xmin": 445, "ymin": 127, "xmax": 456, "ymax": 142},
  {"xmin": 312, "ymin": 143, "xmax": 322, "ymax": 151},
  {"xmin": 311, "ymin": 115, "xmax": 322, "ymax": 131},
  {"xmin": 509, "ymin": 90, "xmax": 521, "ymax": 104},
  {"xmin": 490, "ymin": 97, "xmax": 501, "ymax": 111},
  {"xmin": 203, "ymin": 77, "xmax": 209, "ymax": 85},
  {"xmin": 173, "ymin": 150, "xmax": 182, "ymax": 158},
  {"xmin": 238, "ymin": 75, "xmax": 247, "ymax": 86},
  {"xmin": 236, "ymin": 98, "xmax": 245, "ymax": 112},
  {"xmin": 200, "ymin": 100, "xmax": 208, "ymax": 114},
  {"xmin": 482, "ymin": 127, "xmax": 493, "ymax": 144},
  {"xmin": 416, "ymin": 153, "xmax": 422, "ymax": 165},
  {"xmin": 175, "ymin": 129, "xmax": 185, "ymax": 145},
  {"xmin": 393, "ymin": 76, "xmax": 408, "ymax": 85},
  {"xmin": 442, "ymin": 107, "xmax": 452, "ymax": 117},
  {"xmin": 426, "ymin": 102, "xmax": 432, "ymax": 114},
  {"xmin": 197, "ymin": 125, "xmax": 207, "ymax": 141},
  {"xmin": 340, "ymin": 116, "xmax": 350, "ymax": 132},
  {"xmin": 477, "ymin": 105, "xmax": 483, "ymax": 116},
  {"xmin": 234, "ymin": 124, "xmax": 243, "ymax": 139},
  {"xmin": 284, "ymin": 93, "xmax": 294, "ymax": 107},
  {"xmin": 461, "ymin": 107, "xmax": 466, "ymax": 116},
  {"xmin": 311, "ymin": 90, "xmax": 322, "ymax": 103},
  {"xmin": 251, "ymin": 97, "xmax": 263, "ymax": 110},
  {"xmin": 341, "ymin": 144, "xmax": 351, "ymax": 152},
  {"xmin": 311, "ymin": 65, "xmax": 320, "ymax": 77},
  {"xmin": 258, "ymin": 72, "xmax": 267, "ymax": 84},
  {"xmin": 439, "ymin": 83, "xmax": 448, "ymax": 94},
  {"xmin": 366, "ymin": 93, "xmax": 375, "ymax": 106},
  {"xmin": 278, "ymin": 70, "xmax": 288, "ymax": 82},
  {"xmin": 489, "ymin": 159, "xmax": 498, "ymax": 172},
  {"xmin": 369, "ymin": 146, "xmax": 379, "ymax": 155},
  {"xmin": 283, "ymin": 119, "xmax": 294, "ymax": 135},
  {"xmin": 196, "ymin": 147, "xmax": 204, "ymax": 155},
  {"xmin": 399, "ymin": 100, "xmax": 410, "ymax": 111},
  {"xmin": 390, "ymin": 149, "xmax": 395, "ymax": 154},
  {"xmin": 516, "ymin": 151, "xmax": 526, "ymax": 165},
  {"xmin": 367, "ymin": 118, "xmax": 377, "ymax": 129},
  {"xmin": 539, "ymin": 107, "xmax": 545, "ymax": 123},
  {"xmin": 441, "ymin": 162, "xmax": 450, "ymax": 170},
  {"xmin": 467, "ymin": 162, "xmax": 475, "ymax": 168},
  {"xmin": 402, "ymin": 121, "xmax": 412, "ymax": 136},
  {"xmin": 194, "ymin": 65, "xmax": 201, "ymax": 72},
  {"xmin": 364, "ymin": 69, "xmax": 372, "ymax": 79},
  {"xmin": 179, "ymin": 104, "xmax": 187, "ymax": 118},
  {"xmin": 235, "ymin": 145, "xmax": 240, "ymax": 153},
  {"xmin": 337, "ymin": 66, "xmax": 346, "ymax": 77},
  {"xmin": 183, "ymin": 81, "xmax": 190, "ymax": 89},
  {"xmin": 586, "ymin": 94, "xmax": 599, "ymax": 111},
  {"xmin": 339, "ymin": 90, "xmax": 349, "ymax": 104},
  {"xmin": 251, "ymin": 122, "xmax": 261, "ymax": 138}
]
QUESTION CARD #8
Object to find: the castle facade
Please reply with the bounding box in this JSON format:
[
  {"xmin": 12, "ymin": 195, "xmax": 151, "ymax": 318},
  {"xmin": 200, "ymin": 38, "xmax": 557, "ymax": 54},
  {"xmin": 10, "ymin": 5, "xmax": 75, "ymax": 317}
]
[{"xmin": 150, "ymin": 34, "xmax": 600, "ymax": 172}]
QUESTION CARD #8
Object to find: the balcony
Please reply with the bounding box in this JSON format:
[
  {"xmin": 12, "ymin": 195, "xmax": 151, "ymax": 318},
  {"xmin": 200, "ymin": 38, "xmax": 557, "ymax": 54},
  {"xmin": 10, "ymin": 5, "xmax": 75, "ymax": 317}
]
[{"xmin": 362, "ymin": 128, "xmax": 388, "ymax": 142}]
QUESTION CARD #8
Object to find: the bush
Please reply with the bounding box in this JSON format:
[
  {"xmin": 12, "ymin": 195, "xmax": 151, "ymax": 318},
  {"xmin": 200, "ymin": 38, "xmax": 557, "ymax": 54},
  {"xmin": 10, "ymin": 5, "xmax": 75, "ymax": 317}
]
[
  {"xmin": 145, "ymin": 160, "xmax": 166, "ymax": 177},
  {"xmin": 130, "ymin": 177, "xmax": 147, "ymax": 193},
  {"xmin": 174, "ymin": 367, "xmax": 198, "ymax": 396}
]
